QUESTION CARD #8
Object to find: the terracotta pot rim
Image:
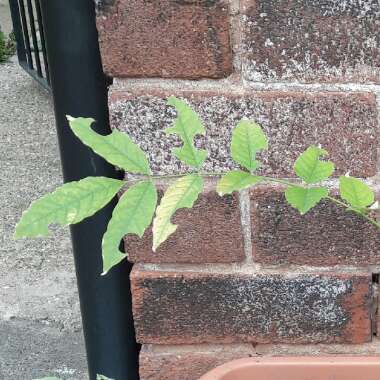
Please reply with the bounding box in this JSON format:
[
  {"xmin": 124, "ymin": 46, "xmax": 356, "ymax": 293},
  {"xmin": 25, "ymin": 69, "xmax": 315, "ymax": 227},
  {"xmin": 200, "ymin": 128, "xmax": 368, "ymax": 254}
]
[{"xmin": 199, "ymin": 356, "xmax": 380, "ymax": 380}]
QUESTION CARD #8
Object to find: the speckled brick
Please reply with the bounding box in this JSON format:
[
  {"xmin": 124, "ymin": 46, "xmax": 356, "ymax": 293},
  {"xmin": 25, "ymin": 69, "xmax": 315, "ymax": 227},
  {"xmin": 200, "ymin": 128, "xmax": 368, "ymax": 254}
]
[
  {"xmin": 242, "ymin": 0, "xmax": 380, "ymax": 83},
  {"xmin": 96, "ymin": 0, "xmax": 232, "ymax": 79},
  {"xmin": 139, "ymin": 345, "xmax": 254, "ymax": 380},
  {"xmin": 109, "ymin": 89, "xmax": 378, "ymax": 177},
  {"xmin": 131, "ymin": 267, "xmax": 372, "ymax": 344},
  {"xmin": 125, "ymin": 180, "xmax": 245, "ymax": 264},
  {"xmin": 251, "ymin": 185, "xmax": 380, "ymax": 267}
]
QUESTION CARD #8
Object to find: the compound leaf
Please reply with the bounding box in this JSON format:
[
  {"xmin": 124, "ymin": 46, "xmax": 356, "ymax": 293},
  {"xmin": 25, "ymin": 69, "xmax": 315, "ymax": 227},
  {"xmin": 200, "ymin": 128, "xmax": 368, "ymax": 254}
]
[
  {"xmin": 102, "ymin": 181, "xmax": 157, "ymax": 275},
  {"xmin": 217, "ymin": 170, "xmax": 261, "ymax": 195},
  {"xmin": 294, "ymin": 146, "xmax": 335, "ymax": 184},
  {"xmin": 68, "ymin": 116, "xmax": 150, "ymax": 175},
  {"xmin": 231, "ymin": 120, "xmax": 268, "ymax": 172},
  {"xmin": 15, "ymin": 177, "xmax": 124, "ymax": 238},
  {"xmin": 153, "ymin": 174, "xmax": 203, "ymax": 251},
  {"xmin": 166, "ymin": 97, "xmax": 207, "ymax": 168},
  {"xmin": 285, "ymin": 186, "xmax": 329, "ymax": 215},
  {"xmin": 339, "ymin": 176, "xmax": 374, "ymax": 209}
]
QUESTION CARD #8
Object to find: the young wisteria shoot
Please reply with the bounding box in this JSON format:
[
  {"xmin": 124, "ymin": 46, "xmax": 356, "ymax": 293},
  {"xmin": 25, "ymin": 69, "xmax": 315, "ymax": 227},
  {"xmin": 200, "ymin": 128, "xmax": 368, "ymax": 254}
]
[{"xmin": 15, "ymin": 97, "xmax": 380, "ymax": 274}]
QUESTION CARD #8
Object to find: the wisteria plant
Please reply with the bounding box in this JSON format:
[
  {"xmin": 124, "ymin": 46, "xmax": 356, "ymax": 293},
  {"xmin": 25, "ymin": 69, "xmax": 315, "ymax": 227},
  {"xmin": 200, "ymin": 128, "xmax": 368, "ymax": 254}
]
[{"xmin": 15, "ymin": 97, "xmax": 380, "ymax": 274}]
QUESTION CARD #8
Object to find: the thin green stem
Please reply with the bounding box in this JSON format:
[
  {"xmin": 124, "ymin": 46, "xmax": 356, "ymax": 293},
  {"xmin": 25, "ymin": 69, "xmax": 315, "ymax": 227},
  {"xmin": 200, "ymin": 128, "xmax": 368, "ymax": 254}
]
[
  {"xmin": 327, "ymin": 196, "xmax": 380, "ymax": 229},
  {"xmin": 260, "ymin": 176, "xmax": 301, "ymax": 188},
  {"xmin": 126, "ymin": 171, "xmax": 226, "ymax": 184},
  {"xmin": 124, "ymin": 171, "xmax": 380, "ymax": 229}
]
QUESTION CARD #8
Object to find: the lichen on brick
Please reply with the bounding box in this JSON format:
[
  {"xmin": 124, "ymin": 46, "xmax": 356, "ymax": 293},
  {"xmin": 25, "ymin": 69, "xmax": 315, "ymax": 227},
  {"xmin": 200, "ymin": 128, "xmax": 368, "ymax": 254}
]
[
  {"xmin": 109, "ymin": 90, "xmax": 378, "ymax": 177},
  {"xmin": 242, "ymin": 0, "xmax": 380, "ymax": 83},
  {"xmin": 132, "ymin": 270, "xmax": 371, "ymax": 344}
]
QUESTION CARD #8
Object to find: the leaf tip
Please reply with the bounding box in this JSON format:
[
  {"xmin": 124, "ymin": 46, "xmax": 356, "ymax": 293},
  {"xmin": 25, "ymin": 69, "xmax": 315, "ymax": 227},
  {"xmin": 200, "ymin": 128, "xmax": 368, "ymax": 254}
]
[{"xmin": 167, "ymin": 96, "xmax": 179, "ymax": 108}]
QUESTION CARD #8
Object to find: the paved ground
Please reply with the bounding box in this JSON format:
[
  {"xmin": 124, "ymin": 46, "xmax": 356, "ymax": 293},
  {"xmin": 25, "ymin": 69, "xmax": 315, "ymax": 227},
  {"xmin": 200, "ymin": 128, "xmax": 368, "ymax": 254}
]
[
  {"xmin": 0, "ymin": 0, "xmax": 12, "ymax": 35},
  {"xmin": 0, "ymin": 55, "xmax": 87, "ymax": 379}
]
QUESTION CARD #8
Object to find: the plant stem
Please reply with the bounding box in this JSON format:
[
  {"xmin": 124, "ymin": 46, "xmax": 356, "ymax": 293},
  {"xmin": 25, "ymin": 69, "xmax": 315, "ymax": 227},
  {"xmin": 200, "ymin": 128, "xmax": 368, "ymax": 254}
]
[
  {"xmin": 125, "ymin": 172, "xmax": 380, "ymax": 229},
  {"xmin": 125, "ymin": 171, "xmax": 226, "ymax": 183},
  {"xmin": 327, "ymin": 196, "xmax": 380, "ymax": 229},
  {"xmin": 260, "ymin": 176, "xmax": 300, "ymax": 188}
]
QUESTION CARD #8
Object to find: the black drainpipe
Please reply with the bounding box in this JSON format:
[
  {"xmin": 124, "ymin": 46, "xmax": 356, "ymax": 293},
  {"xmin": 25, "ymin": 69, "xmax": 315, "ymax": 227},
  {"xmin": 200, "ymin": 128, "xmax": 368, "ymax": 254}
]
[{"xmin": 39, "ymin": 1, "xmax": 139, "ymax": 379}]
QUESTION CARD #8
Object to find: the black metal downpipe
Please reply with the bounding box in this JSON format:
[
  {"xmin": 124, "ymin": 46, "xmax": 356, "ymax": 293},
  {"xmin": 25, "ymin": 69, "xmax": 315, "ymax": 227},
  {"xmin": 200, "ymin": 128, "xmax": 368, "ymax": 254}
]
[{"xmin": 38, "ymin": 1, "xmax": 139, "ymax": 379}]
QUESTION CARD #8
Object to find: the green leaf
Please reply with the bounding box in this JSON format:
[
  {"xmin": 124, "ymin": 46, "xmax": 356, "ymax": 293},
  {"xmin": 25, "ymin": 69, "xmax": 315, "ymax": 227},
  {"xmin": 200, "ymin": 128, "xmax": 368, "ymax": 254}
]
[
  {"xmin": 68, "ymin": 116, "xmax": 150, "ymax": 175},
  {"xmin": 153, "ymin": 174, "xmax": 203, "ymax": 251},
  {"xmin": 166, "ymin": 96, "xmax": 207, "ymax": 168},
  {"xmin": 15, "ymin": 177, "xmax": 124, "ymax": 238},
  {"xmin": 33, "ymin": 377, "xmax": 60, "ymax": 380},
  {"xmin": 97, "ymin": 375, "xmax": 114, "ymax": 380},
  {"xmin": 102, "ymin": 181, "xmax": 157, "ymax": 275},
  {"xmin": 339, "ymin": 176, "xmax": 375, "ymax": 209},
  {"xmin": 294, "ymin": 146, "xmax": 335, "ymax": 184},
  {"xmin": 231, "ymin": 120, "xmax": 268, "ymax": 172},
  {"xmin": 285, "ymin": 186, "xmax": 329, "ymax": 215},
  {"xmin": 217, "ymin": 170, "xmax": 261, "ymax": 195}
]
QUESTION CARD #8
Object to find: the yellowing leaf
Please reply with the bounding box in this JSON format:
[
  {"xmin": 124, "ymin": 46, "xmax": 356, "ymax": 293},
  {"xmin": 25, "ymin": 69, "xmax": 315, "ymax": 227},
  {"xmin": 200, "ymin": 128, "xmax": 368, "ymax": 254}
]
[
  {"xmin": 294, "ymin": 146, "xmax": 335, "ymax": 184},
  {"xmin": 152, "ymin": 175, "xmax": 203, "ymax": 251},
  {"xmin": 15, "ymin": 177, "xmax": 124, "ymax": 238},
  {"xmin": 217, "ymin": 170, "xmax": 261, "ymax": 195},
  {"xmin": 231, "ymin": 120, "xmax": 268, "ymax": 172},
  {"xmin": 102, "ymin": 181, "xmax": 157, "ymax": 275},
  {"xmin": 68, "ymin": 116, "xmax": 150, "ymax": 175},
  {"xmin": 339, "ymin": 176, "xmax": 374, "ymax": 209},
  {"xmin": 166, "ymin": 97, "xmax": 207, "ymax": 168},
  {"xmin": 285, "ymin": 186, "xmax": 328, "ymax": 215}
]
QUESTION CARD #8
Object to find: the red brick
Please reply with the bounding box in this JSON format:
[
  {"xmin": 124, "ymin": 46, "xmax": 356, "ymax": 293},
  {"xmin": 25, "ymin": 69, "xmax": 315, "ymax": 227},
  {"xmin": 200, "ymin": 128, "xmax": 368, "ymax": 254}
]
[
  {"xmin": 109, "ymin": 89, "xmax": 378, "ymax": 177},
  {"xmin": 131, "ymin": 267, "xmax": 372, "ymax": 344},
  {"xmin": 376, "ymin": 282, "xmax": 380, "ymax": 337},
  {"xmin": 255, "ymin": 339, "xmax": 380, "ymax": 356},
  {"xmin": 139, "ymin": 345, "xmax": 254, "ymax": 380},
  {"xmin": 96, "ymin": 0, "xmax": 232, "ymax": 79},
  {"xmin": 125, "ymin": 180, "xmax": 245, "ymax": 264},
  {"xmin": 242, "ymin": 0, "xmax": 380, "ymax": 83},
  {"xmin": 251, "ymin": 185, "xmax": 380, "ymax": 267}
]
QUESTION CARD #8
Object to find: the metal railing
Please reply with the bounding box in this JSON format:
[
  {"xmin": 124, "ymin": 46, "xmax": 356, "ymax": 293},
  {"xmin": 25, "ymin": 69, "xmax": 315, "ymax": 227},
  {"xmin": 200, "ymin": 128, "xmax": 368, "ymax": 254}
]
[
  {"xmin": 8, "ymin": 1, "xmax": 140, "ymax": 378},
  {"xmin": 8, "ymin": 0, "xmax": 50, "ymax": 90}
]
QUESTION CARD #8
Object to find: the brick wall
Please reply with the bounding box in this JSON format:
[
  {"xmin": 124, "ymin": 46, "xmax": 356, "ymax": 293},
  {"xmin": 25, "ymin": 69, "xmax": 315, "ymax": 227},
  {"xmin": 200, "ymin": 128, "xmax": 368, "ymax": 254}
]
[{"xmin": 96, "ymin": 1, "xmax": 380, "ymax": 379}]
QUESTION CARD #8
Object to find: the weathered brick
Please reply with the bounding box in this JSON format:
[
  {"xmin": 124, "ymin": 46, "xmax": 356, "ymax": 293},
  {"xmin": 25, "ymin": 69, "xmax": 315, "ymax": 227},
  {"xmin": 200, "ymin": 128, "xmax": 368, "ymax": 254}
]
[
  {"xmin": 255, "ymin": 339, "xmax": 380, "ymax": 356},
  {"xmin": 139, "ymin": 344, "xmax": 254, "ymax": 380},
  {"xmin": 251, "ymin": 185, "xmax": 380, "ymax": 267},
  {"xmin": 131, "ymin": 267, "xmax": 371, "ymax": 344},
  {"xmin": 96, "ymin": 0, "xmax": 232, "ymax": 79},
  {"xmin": 125, "ymin": 180, "xmax": 245, "ymax": 264},
  {"xmin": 376, "ymin": 281, "xmax": 380, "ymax": 336},
  {"xmin": 242, "ymin": 0, "xmax": 380, "ymax": 83},
  {"xmin": 109, "ymin": 89, "xmax": 378, "ymax": 177}
]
